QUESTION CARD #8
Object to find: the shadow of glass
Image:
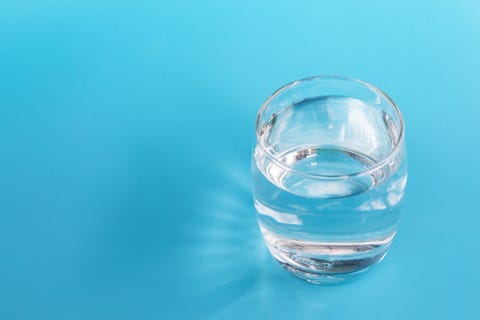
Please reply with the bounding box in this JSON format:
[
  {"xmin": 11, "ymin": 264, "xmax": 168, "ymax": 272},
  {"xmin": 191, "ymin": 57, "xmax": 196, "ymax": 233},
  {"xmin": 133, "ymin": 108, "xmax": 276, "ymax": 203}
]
[{"xmin": 180, "ymin": 154, "xmax": 266, "ymax": 313}]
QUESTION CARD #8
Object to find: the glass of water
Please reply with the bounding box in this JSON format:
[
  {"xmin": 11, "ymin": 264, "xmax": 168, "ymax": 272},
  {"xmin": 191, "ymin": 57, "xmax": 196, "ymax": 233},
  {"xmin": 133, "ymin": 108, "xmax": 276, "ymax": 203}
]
[{"xmin": 252, "ymin": 76, "xmax": 407, "ymax": 284}]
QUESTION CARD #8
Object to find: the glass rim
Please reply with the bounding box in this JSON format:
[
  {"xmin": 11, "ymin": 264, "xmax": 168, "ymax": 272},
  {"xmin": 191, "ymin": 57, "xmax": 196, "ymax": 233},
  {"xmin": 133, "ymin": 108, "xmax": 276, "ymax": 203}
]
[{"xmin": 255, "ymin": 75, "xmax": 405, "ymax": 179}]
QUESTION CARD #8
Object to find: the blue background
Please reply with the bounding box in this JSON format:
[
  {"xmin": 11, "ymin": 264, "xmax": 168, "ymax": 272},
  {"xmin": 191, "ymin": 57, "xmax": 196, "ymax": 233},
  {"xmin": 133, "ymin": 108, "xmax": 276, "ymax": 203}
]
[{"xmin": 1, "ymin": 1, "xmax": 479, "ymax": 319}]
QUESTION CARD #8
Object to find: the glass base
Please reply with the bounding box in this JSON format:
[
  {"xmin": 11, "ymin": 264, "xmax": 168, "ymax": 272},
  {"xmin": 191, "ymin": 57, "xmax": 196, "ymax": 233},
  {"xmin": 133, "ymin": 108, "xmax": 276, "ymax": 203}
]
[
  {"xmin": 262, "ymin": 227, "xmax": 392, "ymax": 285},
  {"xmin": 279, "ymin": 261, "xmax": 375, "ymax": 285}
]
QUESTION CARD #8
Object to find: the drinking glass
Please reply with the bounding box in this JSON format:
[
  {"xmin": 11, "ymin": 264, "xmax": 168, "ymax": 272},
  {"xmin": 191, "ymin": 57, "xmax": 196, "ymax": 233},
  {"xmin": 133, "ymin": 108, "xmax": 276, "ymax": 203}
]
[{"xmin": 252, "ymin": 76, "xmax": 407, "ymax": 284}]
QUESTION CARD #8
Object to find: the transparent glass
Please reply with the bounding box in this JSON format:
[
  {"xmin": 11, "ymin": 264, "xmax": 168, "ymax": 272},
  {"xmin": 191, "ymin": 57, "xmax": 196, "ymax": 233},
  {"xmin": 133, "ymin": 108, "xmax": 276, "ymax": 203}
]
[{"xmin": 252, "ymin": 76, "xmax": 407, "ymax": 284}]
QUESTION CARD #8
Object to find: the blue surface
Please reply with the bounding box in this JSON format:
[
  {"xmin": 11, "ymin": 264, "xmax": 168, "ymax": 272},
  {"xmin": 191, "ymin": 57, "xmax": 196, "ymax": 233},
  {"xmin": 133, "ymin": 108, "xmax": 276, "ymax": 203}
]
[{"xmin": 1, "ymin": 1, "xmax": 479, "ymax": 319}]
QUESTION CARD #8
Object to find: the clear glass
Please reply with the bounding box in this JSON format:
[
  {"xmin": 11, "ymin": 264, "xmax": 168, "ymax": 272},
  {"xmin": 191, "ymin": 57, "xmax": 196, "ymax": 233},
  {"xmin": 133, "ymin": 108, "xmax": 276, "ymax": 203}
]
[{"xmin": 252, "ymin": 76, "xmax": 407, "ymax": 284}]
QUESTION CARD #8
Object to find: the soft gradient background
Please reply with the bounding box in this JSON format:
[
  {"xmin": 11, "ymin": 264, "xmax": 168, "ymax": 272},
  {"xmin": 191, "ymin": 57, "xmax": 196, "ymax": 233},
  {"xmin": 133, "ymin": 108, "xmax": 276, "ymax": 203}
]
[{"xmin": 1, "ymin": 1, "xmax": 479, "ymax": 319}]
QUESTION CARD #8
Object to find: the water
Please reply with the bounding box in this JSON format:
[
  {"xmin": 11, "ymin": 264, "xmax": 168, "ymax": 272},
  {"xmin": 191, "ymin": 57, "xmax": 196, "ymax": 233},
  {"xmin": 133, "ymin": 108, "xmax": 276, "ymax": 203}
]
[{"xmin": 252, "ymin": 96, "xmax": 407, "ymax": 284}]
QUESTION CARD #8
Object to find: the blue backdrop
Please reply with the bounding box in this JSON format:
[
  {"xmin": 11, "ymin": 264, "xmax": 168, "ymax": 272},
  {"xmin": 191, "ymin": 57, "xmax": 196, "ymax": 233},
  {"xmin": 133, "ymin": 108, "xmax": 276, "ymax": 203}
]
[{"xmin": 1, "ymin": 1, "xmax": 479, "ymax": 319}]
